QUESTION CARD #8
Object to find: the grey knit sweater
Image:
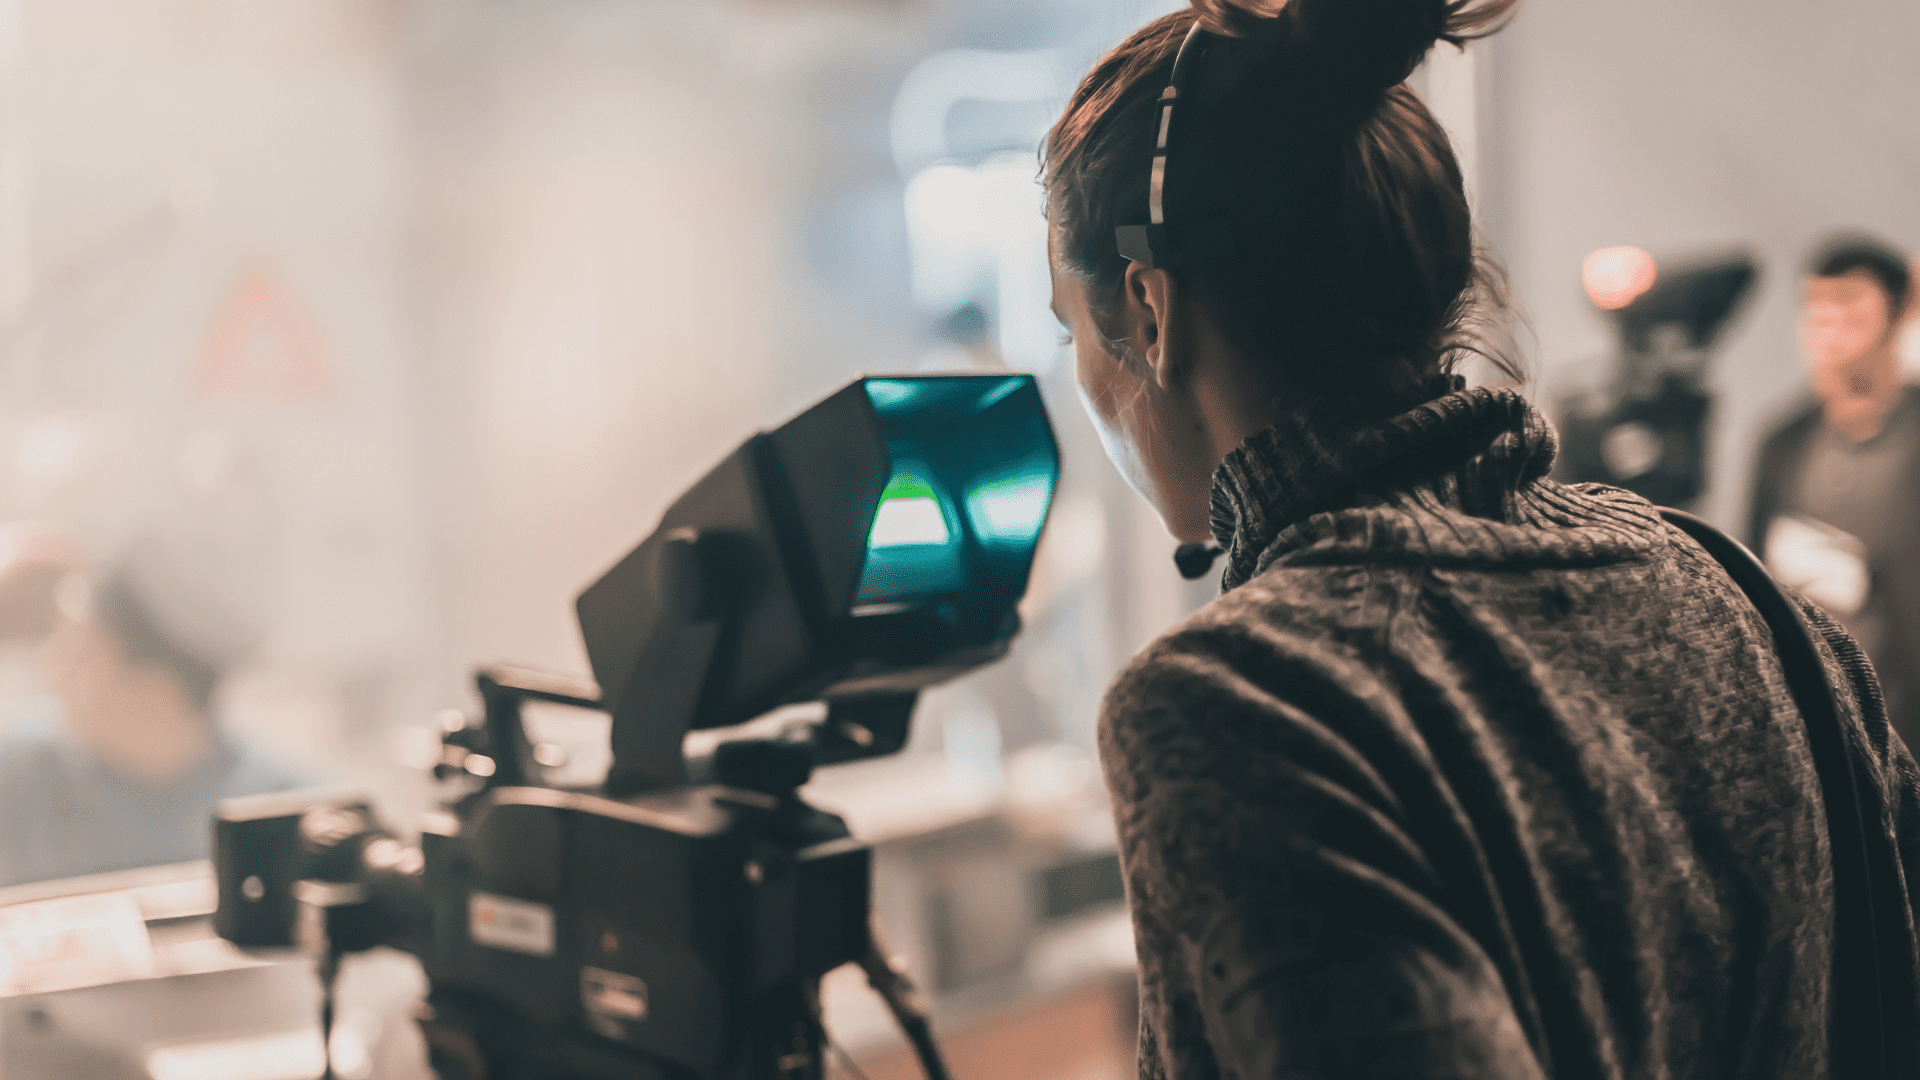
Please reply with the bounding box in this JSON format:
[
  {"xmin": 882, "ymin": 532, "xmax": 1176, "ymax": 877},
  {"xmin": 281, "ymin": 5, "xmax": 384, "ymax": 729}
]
[{"xmin": 1098, "ymin": 386, "xmax": 1920, "ymax": 1079}]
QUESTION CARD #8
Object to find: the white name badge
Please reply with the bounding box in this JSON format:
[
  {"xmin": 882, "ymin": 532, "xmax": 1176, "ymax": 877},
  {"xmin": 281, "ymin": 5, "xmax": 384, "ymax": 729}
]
[
  {"xmin": 468, "ymin": 892, "xmax": 556, "ymax": 957},
  {"xmin": 1765, "ymin": 514, "xmax": 1869, "ymax": 616}
]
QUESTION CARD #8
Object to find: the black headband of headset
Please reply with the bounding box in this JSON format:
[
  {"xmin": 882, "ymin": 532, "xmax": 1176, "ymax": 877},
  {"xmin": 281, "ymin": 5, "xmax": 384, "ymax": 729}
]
[{"xmin": 1114, "ymin": 22, "xmax": 1235, "ymax": 270}]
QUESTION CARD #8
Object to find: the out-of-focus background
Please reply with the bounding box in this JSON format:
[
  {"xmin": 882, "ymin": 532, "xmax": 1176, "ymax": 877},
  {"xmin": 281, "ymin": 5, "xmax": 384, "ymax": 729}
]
[{"xmin": 0, "ymin": 0, "xmax": 1910, "ymax": 1077}]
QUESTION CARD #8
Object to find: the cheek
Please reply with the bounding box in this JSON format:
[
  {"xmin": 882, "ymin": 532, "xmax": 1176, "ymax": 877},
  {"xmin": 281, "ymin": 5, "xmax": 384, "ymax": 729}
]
[
  {"xmin": 1805, "ymin": 301, "xmax": 1891, "ymax": 362},
  {"xmin": 1804, "ymin": 314, "xmax": 1857, "ymax": 361},
  {"xmin": 1071, "ymin": 336, "xmax": 1117, "ymax": 425},
  {"xmin": 1073, "ymin": 340, "xmax": 1165, "ymax": 493},
  {"xmin": 1072, "ymin": 337, "xmax": 1143, "ymax": 449}
]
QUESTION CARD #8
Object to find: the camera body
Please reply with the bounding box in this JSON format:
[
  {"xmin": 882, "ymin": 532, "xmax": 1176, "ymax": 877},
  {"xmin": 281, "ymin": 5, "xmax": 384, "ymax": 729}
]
[
  {"xmin": 1557, "ymin": 251, "xmax": 1758, "ymax": 507},
  {"xmin": 420, "ymin": 777, "xmax": 871, "ymax": 1078},
  {"xmin": 214, "ymin": 375, "xmax": 1060, "ymax": 1080},
  {"xmin": 216, "ymin": 675, "xmax": 878, "ymax": 1080}
]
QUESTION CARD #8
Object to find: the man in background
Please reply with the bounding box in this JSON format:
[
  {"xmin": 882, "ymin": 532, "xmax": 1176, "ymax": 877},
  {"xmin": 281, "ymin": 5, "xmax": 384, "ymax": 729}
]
[
  {"xmin": 0, "ymin": 532, "xmax": 301, "ymax": 888},
  {"xmin": 1751, "ymin": 233, "xmax": 1920, "ymax": 749}
]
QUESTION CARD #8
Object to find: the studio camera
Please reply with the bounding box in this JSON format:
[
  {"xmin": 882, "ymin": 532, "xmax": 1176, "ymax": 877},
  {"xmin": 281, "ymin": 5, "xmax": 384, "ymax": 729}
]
[
  {"xmin": 211, "ymin": 374, "xmax": 1061, "ymax": 1080},
  {"xmin": 1557, "ymin": 247, "xmax": 1759, "ymax": 507}
]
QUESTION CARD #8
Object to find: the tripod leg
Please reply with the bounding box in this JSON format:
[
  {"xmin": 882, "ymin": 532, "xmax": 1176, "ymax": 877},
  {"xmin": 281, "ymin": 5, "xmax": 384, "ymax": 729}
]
[
  {"xmin": 856, "ymin": 930, "xmax": 951, "ymax": 1080},
  {"xmin": 319, "ymin": 948, "xmax": 339, "ymax": 1080}
]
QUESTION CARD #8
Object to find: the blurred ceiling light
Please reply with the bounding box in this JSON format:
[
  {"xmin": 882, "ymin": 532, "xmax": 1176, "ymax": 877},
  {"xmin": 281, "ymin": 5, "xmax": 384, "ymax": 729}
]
[
  {"xmin": 1583, "ymin": 246, "xmax": 1659, "ymax": 310},
  {"xmin": 904, "ymin": 164, "xmax": 993, "ymax": 312},
  {"xmin": 11, "ymin": 414, "xmax": 94, "ymax": 493},
  {"xmin": 894, "ymin": 43, "xmax": 1074, "ymax": 378},
  {"xmin": 903, "ymin": 154, "xmax": 1055, "ymax": 374},
  {"xmin": 890, "ymin": 47, "xmax": 1071, "ymax": 177},
  {"xmin": 1006, "ymin": 742, "xmax": 1095, "ymax": 807}
]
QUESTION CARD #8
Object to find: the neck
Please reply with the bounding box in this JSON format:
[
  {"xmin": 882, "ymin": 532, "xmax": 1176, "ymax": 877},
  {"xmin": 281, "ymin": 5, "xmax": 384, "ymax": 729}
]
[
  {"xmin": 1187, "ymin": 325, "xmax": 1291, "ymax": 466},
  {"xmin": 1822, "ymin": 343, "xmax": 1903, "ymax": 442},
  {"xmin": 1207, "ymin": 384, "xmax": 1548, "ymax": 589}
]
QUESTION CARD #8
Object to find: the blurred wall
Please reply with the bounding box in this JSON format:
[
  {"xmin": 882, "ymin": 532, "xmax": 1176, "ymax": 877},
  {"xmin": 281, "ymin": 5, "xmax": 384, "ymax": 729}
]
[
  {"xmin": 0, "ymin": 0, "xmax": 434, "ymax": 774},
  {"xmin": 1486, "ymin": 0, "xmax": 1920, "ymax": 531},
  {"xmin": 405, "ymin": 0, "xmax": 802, "ymax": 685}
]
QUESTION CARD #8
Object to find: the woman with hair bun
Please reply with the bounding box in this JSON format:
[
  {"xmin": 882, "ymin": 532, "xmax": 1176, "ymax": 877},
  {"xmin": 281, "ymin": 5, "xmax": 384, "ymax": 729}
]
[{"xmin": 1046, "ymin": 1, "xmax": 1920, "ymax": 1076}]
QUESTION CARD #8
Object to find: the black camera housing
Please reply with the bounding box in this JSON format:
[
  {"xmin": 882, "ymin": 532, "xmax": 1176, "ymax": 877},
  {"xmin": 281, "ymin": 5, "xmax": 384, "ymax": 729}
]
[
  {"xmin": 213, "ymin": 376, "xmax": 1059, "ymax": 1080},
  {"xmin": 1557, "ymin": 251, "xmax": 1759, "ymax": 508},
  {"xmin": 215, "ymin": 675, "xmax": 874, "ymax": 1079},
  {"xmin": 417, "ymin": 783, "xmax": 868, "ymax": 1074}
]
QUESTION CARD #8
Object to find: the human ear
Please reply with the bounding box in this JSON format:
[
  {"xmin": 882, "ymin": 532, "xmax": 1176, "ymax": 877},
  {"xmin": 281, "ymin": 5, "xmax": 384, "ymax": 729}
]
[{"xmin": 1123, "ymin": 263, "xmax": 1182, "ymax": 389}]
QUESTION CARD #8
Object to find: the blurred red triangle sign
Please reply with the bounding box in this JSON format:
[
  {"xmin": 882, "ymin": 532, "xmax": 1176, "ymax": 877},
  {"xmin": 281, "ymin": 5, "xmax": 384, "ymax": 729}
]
[{"xmin": 197, "ymin": 264, "xmax": 333, "ymax": 399}]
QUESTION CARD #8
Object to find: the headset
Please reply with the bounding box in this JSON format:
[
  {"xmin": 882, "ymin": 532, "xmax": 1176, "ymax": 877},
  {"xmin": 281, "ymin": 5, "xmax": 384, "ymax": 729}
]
[
  {"xmin": 1112, "ymin": 21, "xmax": 1236, "ymax": 578},
  {"xmin": 1114, "ymin": 22, "xmax": 1234, "ymax": 271}
]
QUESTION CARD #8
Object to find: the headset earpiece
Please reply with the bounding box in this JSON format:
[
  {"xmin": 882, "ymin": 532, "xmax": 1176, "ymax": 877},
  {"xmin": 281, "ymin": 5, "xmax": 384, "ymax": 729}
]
[{"xmin": 1115, "ymin": 22, "xmax": 1234, "ymax": 269}]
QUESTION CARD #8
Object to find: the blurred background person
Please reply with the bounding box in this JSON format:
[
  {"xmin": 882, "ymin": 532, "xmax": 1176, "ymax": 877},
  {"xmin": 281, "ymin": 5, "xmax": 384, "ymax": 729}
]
[
  {"xmin": 1751, "ymin": 234, "xmax": 1920, "ymax": 749},
  {"xmin": 0, "ymin": 534, "xmax": 302, "ymax": 888}
]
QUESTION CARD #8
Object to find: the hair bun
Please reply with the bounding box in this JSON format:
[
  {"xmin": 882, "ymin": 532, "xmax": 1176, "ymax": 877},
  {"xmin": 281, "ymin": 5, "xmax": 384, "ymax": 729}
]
[{"xmin": 1191, "ymin": 0, "xmax": 1521, "ymax": 97}]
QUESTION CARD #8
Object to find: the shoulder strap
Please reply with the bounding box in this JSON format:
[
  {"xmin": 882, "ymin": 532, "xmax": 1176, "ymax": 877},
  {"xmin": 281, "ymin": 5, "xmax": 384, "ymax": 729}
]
[{"xmin": 1659, "ymin": 507, "xmax": 1902, "ymax": 1078}]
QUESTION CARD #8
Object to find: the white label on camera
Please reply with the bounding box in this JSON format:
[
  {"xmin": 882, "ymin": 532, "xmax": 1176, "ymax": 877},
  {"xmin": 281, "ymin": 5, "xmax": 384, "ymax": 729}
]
[
  {"xmin": 469, "ymin": 892, "xmax": 555, "ymax": 957},
  {"xmin": 582, "ymin": 966, "xmax": 649, "ymax": 1023}
]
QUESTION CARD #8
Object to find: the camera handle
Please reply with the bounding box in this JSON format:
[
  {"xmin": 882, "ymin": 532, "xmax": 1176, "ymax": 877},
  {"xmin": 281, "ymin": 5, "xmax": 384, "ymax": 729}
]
[{"xmin": 474, "ymin": 666, "xmax": 604, "ymax": 790}]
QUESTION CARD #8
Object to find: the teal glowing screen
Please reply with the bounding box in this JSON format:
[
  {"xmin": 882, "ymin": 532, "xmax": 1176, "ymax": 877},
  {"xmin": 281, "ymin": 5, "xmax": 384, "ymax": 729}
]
[
  {"xmin": 852, "ymin": 376, "xmax": 1058, "ymax": 608},
  {"xmin": 857, "ymin": 462, "xmax": 966, "ymax": 601}
]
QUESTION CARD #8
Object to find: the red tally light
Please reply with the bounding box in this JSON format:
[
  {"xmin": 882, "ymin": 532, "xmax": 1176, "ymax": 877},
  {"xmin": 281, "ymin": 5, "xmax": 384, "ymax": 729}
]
[{"xmin": 1583, "ymin": 246, "xmax": 1659, "ymax": 311}]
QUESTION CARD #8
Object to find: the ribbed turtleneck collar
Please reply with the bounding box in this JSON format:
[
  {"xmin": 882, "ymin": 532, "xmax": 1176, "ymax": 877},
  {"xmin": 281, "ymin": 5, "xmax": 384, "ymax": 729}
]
[{"xmin": 1208, "ymin": 383, "xmax": 1562, "ymax": 590}]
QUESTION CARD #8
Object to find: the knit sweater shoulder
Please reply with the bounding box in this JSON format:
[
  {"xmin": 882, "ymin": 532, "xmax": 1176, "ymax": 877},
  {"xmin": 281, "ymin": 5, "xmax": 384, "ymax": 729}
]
[{"xmin": 1098, "ymin": 386, "xmax": 1920, "ymax": 1080}]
